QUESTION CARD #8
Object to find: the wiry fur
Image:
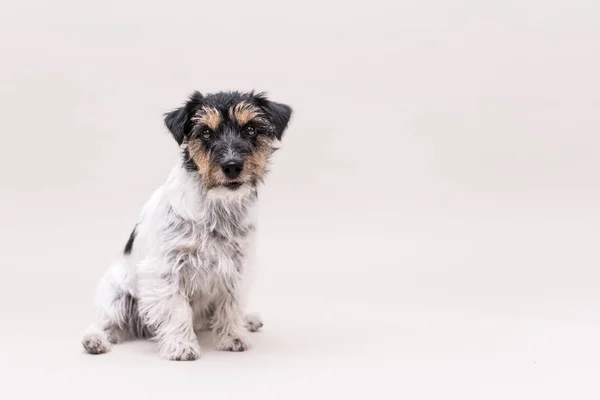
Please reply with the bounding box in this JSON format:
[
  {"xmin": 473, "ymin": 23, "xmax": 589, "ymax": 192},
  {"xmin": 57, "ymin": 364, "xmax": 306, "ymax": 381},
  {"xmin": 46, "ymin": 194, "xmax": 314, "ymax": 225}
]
[{"xmin": 82, "ymin": 91, "xmax": 292, "ymax": 360}]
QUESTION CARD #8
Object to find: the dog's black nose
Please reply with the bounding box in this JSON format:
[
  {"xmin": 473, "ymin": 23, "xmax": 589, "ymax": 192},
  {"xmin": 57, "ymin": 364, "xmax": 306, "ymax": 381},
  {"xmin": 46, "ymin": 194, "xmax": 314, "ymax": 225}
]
[{"xmin": 221, "ymin": 161, "xmax": 244, "ymax": 179}]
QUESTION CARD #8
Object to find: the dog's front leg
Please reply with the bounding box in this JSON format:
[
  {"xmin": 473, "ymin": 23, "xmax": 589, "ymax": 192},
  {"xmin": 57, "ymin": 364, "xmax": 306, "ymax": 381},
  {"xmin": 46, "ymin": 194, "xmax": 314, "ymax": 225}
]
[
  {"xmin": 138, "ymin": 266, "xmax": 200, "ymax": 361},
  {"xmin": 211, "ymin": 284, "xmax": 251, "ymax": 352}
]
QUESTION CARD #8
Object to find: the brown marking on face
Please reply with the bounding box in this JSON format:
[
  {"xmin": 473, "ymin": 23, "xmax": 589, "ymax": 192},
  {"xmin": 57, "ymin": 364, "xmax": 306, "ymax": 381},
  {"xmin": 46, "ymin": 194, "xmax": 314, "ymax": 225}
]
[
  {"xmin": 229, "ymin": 102, "xmax": 261, "ymax": 126},
  {"xmin": 191, "ymin": 106, "xmax": 222, "ymax": 130},
  {"xmin": 243, "ymin": 135, "xmax": 275, "ymax": 185},
  {"xmin": 187, "ymin": 133, "xmax": 276, "ymax": 189},
  {"xmin": 187, "ymin": 139, "xmax": 221, "ymax": 188}
]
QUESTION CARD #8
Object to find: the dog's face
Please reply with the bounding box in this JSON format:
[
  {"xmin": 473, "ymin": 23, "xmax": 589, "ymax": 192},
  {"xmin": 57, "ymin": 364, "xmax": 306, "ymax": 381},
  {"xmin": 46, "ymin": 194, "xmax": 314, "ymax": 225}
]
[{"xmin": 164, "ymin": 91, "xmax": 292, "ymax": 191}]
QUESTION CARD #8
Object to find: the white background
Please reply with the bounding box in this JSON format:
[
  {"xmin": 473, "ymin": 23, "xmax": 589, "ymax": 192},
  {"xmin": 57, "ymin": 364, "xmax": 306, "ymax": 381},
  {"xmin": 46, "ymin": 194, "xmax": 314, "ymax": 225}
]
[{"xmin": 0, "ymin": 0, "xmax": 599, "ymax": 399}]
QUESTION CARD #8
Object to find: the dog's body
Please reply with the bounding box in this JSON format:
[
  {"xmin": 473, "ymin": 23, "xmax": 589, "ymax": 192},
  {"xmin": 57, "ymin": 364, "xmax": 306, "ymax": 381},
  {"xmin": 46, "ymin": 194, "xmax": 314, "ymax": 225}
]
[{"xmin": 82, "ymin": 91, "xmax": 292, "ymax": 360}]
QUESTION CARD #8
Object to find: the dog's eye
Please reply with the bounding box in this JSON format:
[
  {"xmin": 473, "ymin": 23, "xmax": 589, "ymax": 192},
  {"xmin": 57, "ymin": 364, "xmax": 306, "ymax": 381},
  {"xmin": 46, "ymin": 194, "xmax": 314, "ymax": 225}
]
[
  {"xmin": 244, "ymin": 126, "xmax": 256, "ymax": 137},
  {"xmin": 201, "ymin": 129, "xmax": 213, "ymax": 140}
]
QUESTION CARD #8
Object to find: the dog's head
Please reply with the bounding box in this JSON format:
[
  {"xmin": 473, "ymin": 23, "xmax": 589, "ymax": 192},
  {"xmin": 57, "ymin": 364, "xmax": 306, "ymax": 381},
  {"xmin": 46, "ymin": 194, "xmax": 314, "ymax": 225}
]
[{"xmin": 164, "ymin": 91, "xmax": 292, "ymax": 192}]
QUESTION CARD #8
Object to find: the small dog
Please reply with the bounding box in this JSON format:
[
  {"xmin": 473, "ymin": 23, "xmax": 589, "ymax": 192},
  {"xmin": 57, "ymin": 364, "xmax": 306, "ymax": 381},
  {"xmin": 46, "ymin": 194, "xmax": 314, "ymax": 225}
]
[{"xmin": 82, "ymin": 91, "xmax": 292, "ymax": 360}]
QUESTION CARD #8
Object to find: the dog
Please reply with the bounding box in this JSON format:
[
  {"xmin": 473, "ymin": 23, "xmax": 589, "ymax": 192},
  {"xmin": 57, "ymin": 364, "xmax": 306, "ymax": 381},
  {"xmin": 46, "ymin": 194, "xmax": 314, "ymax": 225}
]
[{"xmin": 81, "ymin": 91, "xmax": 292, "ymax": 360}]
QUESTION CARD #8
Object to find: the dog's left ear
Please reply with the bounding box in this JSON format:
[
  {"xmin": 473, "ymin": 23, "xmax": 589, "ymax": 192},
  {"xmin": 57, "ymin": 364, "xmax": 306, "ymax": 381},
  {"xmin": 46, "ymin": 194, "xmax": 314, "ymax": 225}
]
[
  {"xmin": 164, "ymin": 91, "xmax": 204, "ymax": 145},
  {"xmin": 262, "ymin": 99, "xmax": 293, "ymax": 140}
]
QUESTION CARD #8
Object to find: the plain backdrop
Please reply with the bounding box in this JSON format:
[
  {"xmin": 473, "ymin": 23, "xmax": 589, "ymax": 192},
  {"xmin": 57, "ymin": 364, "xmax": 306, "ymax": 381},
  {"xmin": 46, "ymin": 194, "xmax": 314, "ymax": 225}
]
[{"xmin": 0, "ymin": 0, "xmax": 599, "ymax": 399}]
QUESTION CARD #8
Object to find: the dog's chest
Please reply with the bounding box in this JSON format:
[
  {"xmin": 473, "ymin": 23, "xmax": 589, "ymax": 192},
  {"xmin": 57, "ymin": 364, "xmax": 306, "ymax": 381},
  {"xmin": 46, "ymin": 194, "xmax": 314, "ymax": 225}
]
[
  {"xmin": 202, "ymin": 225, "xmax": 249, "ymax": 269},
  {"xmin": 159, "ymin": 192, "xmax": 257, "ymax": 297},
  {"xmin": 179, "ymin": 208, "xmax": 254, "ymax": 276}
]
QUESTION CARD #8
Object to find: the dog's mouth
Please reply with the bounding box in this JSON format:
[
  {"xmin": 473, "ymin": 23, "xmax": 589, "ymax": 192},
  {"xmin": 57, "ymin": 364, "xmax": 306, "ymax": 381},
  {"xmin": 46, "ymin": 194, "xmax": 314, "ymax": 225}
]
[{"xmin": 223, "ymin": 182, "xmax": 243, "ymax": 190}]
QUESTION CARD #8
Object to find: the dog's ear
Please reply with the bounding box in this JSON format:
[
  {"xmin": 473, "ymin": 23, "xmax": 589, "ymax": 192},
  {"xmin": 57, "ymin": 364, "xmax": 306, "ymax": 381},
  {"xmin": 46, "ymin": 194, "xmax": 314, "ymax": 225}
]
[
  {"xmin": 164, "ymin": 107, "xmax": 188, "ymax": 145},
  {"xmin": 266, "ymin": 101, "xmax": 292, "ymax": 140},
  {"xmin": 164, "ymin": 91, "xmax": 204, "ymax": 145},
  {"xmin": 255, "ymin": 93, "xmax": 293, "ymax": 140}
]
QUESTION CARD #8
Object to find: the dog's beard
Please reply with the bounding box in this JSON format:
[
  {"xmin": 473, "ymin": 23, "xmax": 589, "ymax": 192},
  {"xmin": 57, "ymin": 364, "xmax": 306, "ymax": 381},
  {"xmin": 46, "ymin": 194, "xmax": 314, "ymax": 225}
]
[
  {"xmin": 222, "ymin": 181, "xmax": 244, "ymax": 190},
  {"xmin": 207, "ymin": 176, "xmax": 255, "ymax": 192},
  {"xmin": 207, "ymin": 170, "xmax": 264, "ymax": 193},
  {"xmin": 206, "ymin": 182, "xmax": 254, "ymax": 201}
]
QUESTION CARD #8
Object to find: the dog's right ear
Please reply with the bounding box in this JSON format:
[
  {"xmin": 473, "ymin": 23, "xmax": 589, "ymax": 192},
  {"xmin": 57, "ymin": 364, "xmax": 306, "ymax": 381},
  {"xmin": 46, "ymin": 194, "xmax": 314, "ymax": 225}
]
[{"xmin": 164, "ymin": 91, "xmax": 204, "ymax": 145}]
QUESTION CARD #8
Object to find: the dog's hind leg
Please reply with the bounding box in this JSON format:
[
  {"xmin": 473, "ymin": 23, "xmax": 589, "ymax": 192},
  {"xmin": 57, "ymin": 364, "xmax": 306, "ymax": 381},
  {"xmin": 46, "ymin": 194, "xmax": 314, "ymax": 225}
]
[
  {"xmin": 82, "ymin": 261, "xmax": 144, "ymax": 355},
  {"xmin": 193, "ymin": 305, "xmax": 263, "ymax": 333}
]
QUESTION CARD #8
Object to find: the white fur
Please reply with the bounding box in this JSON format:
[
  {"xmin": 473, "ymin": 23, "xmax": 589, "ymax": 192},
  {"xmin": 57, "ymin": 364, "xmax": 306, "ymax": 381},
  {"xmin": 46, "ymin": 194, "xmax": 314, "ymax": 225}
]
[{"xmin": 82, "ymin": 163, "xmax": 262, "ymax": 360}]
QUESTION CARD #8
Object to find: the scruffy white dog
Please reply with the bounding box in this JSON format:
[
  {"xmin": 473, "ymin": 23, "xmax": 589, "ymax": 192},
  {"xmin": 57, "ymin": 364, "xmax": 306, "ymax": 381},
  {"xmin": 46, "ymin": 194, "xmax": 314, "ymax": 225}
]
[{"xmin": 82, "ymin": 91, "xmax": 292, "ymax": 360}]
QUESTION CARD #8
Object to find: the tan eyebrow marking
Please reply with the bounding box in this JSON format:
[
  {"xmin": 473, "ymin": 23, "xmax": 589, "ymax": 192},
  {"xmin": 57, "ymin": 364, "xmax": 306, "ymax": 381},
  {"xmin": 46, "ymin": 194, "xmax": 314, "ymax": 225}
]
[
  {"xmin": 229, "ymin": 101, "xmax": 261, "ymax": 126},
  {"xmin": 191, "ymin": 106, "xmax": 222, "ymax": 130}
]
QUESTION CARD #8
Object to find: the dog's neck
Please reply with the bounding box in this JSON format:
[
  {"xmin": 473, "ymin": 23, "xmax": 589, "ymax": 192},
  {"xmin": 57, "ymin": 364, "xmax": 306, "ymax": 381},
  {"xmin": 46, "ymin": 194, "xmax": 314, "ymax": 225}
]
[{"xmin": 165, "ymin": 163, "xmax": 258, "ymax": 224}]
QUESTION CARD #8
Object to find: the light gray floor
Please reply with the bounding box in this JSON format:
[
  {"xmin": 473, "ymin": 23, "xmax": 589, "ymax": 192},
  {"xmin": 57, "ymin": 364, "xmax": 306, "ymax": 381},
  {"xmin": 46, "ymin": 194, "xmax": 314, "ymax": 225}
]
[{"xmin": 1, "ymin": 210, "xmax": 599, "ymax": 399}]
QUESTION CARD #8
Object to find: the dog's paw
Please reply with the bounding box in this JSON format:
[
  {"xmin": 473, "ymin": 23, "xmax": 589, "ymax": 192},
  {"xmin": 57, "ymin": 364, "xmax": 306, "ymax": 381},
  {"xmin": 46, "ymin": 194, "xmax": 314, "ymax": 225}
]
[
  {"xmin": 216, "ymin": 335, "xmax": 251, "ymax": 352},
  {"xmin": 244, "ymin": 313, "xmax": 263, "ymax": 332},
  {"xmin": 163, "ymin": 341, "xmax": 201, "ymax": 361},
  {"xmin": 82, "ymin": 332, "xmax": 111, "ymax": 355}
]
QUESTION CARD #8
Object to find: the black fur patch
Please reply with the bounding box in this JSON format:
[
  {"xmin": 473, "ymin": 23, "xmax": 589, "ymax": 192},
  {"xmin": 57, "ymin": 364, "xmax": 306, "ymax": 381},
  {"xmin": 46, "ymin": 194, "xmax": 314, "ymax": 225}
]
[
  {"xmin": 182, "ymin": 147, "xmax": 198, "ymax": 172},
  {"xmin": 124, "ymin": 225, "xmax": 138, "ymax": 255},
  {"xmin": 122, "ymin": 293, "xmax": 152, "ymax": 338}
]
